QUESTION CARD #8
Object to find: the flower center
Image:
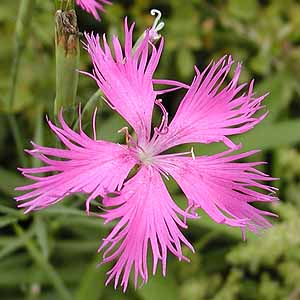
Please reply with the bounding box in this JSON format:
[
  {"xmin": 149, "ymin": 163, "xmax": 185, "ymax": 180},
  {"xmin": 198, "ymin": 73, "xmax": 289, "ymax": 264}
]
[{"xmin": 137, "ymin": 147, "xmax": 154, "ymax": 165}]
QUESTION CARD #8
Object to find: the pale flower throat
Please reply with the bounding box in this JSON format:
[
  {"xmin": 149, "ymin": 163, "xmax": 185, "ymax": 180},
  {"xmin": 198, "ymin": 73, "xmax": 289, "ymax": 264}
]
[{"xmin": 137, "ymin": 146, "xmax": 154, "ymax": 165}]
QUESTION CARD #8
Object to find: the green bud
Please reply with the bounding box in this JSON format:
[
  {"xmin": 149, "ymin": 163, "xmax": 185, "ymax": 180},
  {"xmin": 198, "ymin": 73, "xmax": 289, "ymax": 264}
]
[{"xmin": 54, "ymin": 6, "xmax": 79, "ymax": 123}]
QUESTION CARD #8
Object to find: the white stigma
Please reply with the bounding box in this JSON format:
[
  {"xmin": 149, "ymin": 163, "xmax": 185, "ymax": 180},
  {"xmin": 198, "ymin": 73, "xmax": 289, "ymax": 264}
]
[
  {"xmin": 149, "ymin": 9, "xmax": 165, "ymax": 41},
  {"xmin": 132, "ymin": 9, "xmax": 165, "ymax": 54}
]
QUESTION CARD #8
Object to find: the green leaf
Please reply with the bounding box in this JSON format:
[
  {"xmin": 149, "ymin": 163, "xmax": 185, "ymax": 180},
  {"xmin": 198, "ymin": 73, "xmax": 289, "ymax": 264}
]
[
  {"xmin": 228, "ymin": 0, "xmax": 258, "ymax": 20},
  {"xmin": 176, "ymin": 47, "xmax": 195, "ymax": 78},
  {"xmin": 97, "ymin": 113, "xmax": 127, "ymax": 143},
  {"xmin": 231, "ymin": 119, "xmax": 300, "ymax": 152},
  {"xmin": 0, "ymin": 216, "xmax": 18, "ymax": 228},
  {"xmin": 0, "ymin": 167, "xmax": 27, "ymax": 196},
  {"xmin": 55, "ymin": 240, "xmax": 99, "ymax": 254},
  {"xmin": 58, "ymin": 215, "xmax": 105, "ymax": 229},
  {"xmin": 189, "ymin": 210, "xmax": 245, "ymax": 241},
  {"xmin": 34, "ymin": 216, "xmax": 49, "ymax": 258},
  {"xmin": 137, "ymin": 268, "xmax": 179, "ymax": 300},
  {"xmin": 256, "ymin": 72, "xmax": 294, "ymax": 123},
  {"xmin": 14, "ymin": 224, "xmax": 73, "ymax": 300},
  {"xmin": 0, "ymin": 227, "xmax": 34, "ymax": 260},
  {"xmin": 37, "ymin": 206, "xmax": 107, "ymax": 229},
  {"xmin": 0, "ymin": 204, "xmax": 23, "ymax": 217},
  {"xmin": 37, "ymin": 206, "xmax": 85, "ymax": 217},
  {"xmin": 75, "ymin": 256, "xmax": 107, "ymax": 300}
]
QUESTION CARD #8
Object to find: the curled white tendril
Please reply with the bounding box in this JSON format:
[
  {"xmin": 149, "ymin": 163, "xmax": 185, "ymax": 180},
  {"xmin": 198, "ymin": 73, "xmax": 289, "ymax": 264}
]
[
  {"xmin": 132, "ymin": 9, "xmax": 165, "ymax": 54},
  {"xmin": 149, "ymin": 9, "xmax": 165, "ymax": 41}
]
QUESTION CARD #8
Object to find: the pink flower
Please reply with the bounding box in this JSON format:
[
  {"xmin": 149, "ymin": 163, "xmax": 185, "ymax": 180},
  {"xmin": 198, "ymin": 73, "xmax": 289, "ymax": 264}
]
[
  {"xmin": 76, "ymin": 0, "xmax": 111, "ymax": 20},
  {"xmin": 16, "ymin": 19, "xmax": 278, "ymax": 291}
]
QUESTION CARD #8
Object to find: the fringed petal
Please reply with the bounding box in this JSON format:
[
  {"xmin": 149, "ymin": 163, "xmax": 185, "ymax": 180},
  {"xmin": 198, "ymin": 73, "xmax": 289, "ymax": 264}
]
[
  {"xmin": 15, "ymin": 111, "xmax": 137, "ymax": 213},
  {"xmin": 76, "ymin": 0, "xmax": 111, "ymax": 21},
  {"xmin": 84, "ymin": 20, "xmax": 164, "ymax": 146},
  {"xmin": 156, "ymin": 149, "xmax": 278, "ymax": 234},
  {"xmin": 98, "ymin": 166, "xmax": 195, "ymax": 292},
  {"xmin": 152, "ymin": 56, "xmax": 268, "ymax": 153}
]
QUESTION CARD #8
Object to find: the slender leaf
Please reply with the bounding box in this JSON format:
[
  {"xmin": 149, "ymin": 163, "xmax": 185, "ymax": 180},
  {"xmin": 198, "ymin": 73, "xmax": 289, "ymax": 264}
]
[
  {"xmin": 0, "ymin": 216, "xmax": 18, "ymax": 228},
  {"xmin": 0, "ymin": 227, "xmax": 34, "ymax": 260},
  {"xmin": 75, "ymin": 256, "xmax": 107, "ymax": 300},
  {"xmin": 0, "ymin": 168, "xmax": 27, "ymax": 196}
]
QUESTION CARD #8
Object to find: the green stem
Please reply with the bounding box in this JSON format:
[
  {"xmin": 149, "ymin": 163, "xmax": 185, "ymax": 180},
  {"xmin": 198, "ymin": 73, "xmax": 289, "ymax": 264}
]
[
  {"xmin": 8, "ymin": 115, "xmax": 27, "ymax": 167},
  {"xmin": 73, "ymin": 89, "xmax": 103, "ymax": 130},
  {"xmin": 14, "ymin": 224, "xmax": 73, "ymax": 300},
  {"xmin": 7, "ymin": 48, "xmax": 21, "ymax": 111},
  {"xmin": 32, "ymin": 104, "xmax": 44, "ymax": 168},
  {"xmin": 7, "ymin": 0, "xmax": 35, "ymax": 166},
  {"xmin": 8, "ymin": 0, "xmax": 35, "ymax": 110}
]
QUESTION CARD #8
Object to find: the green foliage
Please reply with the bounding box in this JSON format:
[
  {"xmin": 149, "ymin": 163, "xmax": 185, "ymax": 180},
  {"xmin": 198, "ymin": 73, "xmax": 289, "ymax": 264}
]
[{"xmin": 0, "ymin": 0, "xmax": 300, "ymax": 299}]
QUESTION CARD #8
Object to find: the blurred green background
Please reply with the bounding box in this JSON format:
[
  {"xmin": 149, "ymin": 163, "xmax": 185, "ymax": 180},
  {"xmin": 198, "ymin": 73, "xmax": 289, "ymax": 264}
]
[{"xmin": 1, "ymin": 0, "xmax": 300, "ymax": 299}]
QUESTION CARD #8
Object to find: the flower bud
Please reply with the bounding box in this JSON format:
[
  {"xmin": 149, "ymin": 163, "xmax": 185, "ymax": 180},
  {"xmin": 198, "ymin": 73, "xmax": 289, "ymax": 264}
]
[{"xmin": 54, "ymin": 4, "xmax": 79, "ymax": 123}]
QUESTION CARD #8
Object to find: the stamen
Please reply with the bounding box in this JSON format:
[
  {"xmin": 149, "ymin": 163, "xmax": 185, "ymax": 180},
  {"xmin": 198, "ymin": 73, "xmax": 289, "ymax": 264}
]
[
  {"xmin": 160, "ymin": 170, "xmax": 169, "ymax": 180},
  {"xmin": 118, "ymin": 127, "xmax": 140, "ymax": 150},
  {"xmin": 155, "ymin": 165, "xmax": 170, "ymax": 180},
  {"xmin": 78, "ymin": 103, "xmax": 83, "ymax": 132},
  {"xmin": 191, "ymin": 147, "xmax": 196, "ymax": 160},
  {"xmin": 92, "ymin": 107, "xmax": 98, "ymax": 140},
  {"xmin": 118, "ymin": 127, "xmax": 130, "ymax": 144},
  {"xmin": 154, "ymin": 99, "xmax": 169, "ymax": 136},
  {"xmin": 101, "ymin": 96, "xmax": 116, "ymax": 110}
]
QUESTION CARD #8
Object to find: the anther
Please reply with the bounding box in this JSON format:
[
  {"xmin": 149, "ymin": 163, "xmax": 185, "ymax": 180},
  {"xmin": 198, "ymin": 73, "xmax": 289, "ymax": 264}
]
[
  {"xmin": 117, "ymin": 127, "xmax": 140, "ymax": 149},
  {"xmin": 118, "ymin": 127, "xmax": 130, "ymax": 144}
]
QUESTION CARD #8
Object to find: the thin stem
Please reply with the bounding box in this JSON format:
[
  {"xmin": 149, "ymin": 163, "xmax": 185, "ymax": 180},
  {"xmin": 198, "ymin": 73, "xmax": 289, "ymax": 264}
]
[
  {"xmin": 7, "ymin": 0, "xmax": 35, "ymax": 110},
  {"xmin": 7, "ymin": 48, "xmax": 21, "ymax": 111},
  {"xmin": 8, "ymin": 115, "xmax": 27, "ymax": 167},
  {"xmin": 14, "ymin": 224, "xmax": 73, "ymax": 300},
  {"xmin": 7, "ymin": 0, "xmax": 35, "ymax": 166},
  {"xmin": 73, "ymin": 89, "xmax": 103, "ymax": 130},
  {"xmin": 32, "ymin": 104, "xmax": 44, "ymax": 168}
]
